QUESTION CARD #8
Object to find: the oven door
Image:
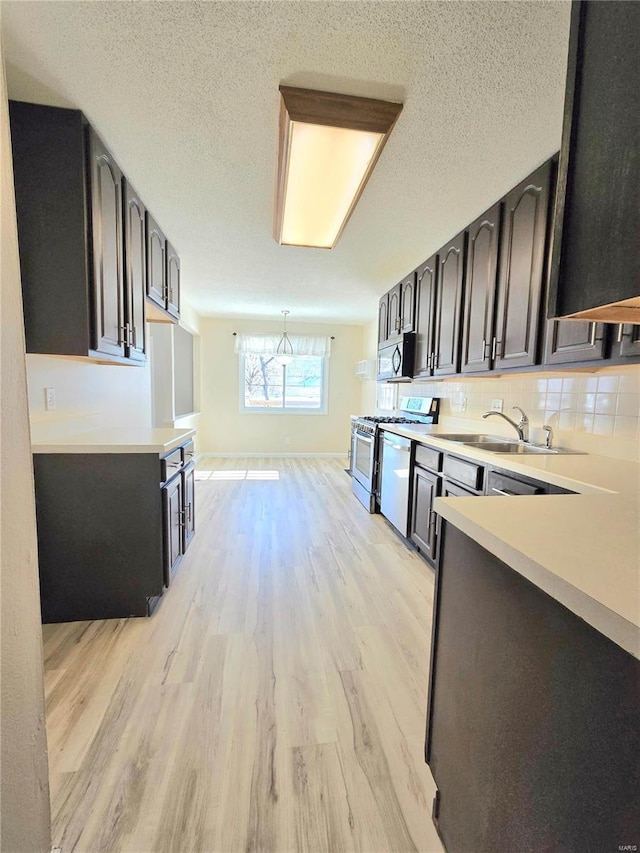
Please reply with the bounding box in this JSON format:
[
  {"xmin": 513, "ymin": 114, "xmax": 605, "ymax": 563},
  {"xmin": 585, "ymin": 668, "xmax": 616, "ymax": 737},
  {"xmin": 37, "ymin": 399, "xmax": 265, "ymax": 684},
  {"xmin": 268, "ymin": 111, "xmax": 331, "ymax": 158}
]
[{"xmin": 351, "ymin": 429, "xmax": 375, "ymax": 493}]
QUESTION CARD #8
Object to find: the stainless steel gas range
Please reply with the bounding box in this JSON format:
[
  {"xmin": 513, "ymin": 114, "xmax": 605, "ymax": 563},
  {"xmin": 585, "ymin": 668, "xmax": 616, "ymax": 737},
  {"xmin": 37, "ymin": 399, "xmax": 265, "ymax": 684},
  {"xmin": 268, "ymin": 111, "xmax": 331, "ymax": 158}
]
[{"xmin": 350, "ymin": 396, "xmax": 440, "ymax": 513}]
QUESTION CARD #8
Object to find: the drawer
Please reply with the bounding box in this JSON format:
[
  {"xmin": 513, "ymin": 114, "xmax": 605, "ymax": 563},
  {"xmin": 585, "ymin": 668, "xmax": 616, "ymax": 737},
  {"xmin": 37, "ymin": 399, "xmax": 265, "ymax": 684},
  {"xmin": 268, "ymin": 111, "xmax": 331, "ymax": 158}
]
[
  {"xmin": 161, "ymin": 447, "xmax": 183, "ymax": 482},
  {"xmin": 443, "ymin": 480, "xmax": 477, "ymax": 497},
  {"xmin": 415, "ymin": 444, "xmax": 442, "ymax": 472},
  {"xmin": 487, "ymin": 470, "xmax": 546, "ymax": 497},
  {"xmin": 442, "ymin": 454, "xmax": 484, "ymax": 492},
  {"xmin": 182, "ymin": 439, "xmax": 195, "ymax": 465}
]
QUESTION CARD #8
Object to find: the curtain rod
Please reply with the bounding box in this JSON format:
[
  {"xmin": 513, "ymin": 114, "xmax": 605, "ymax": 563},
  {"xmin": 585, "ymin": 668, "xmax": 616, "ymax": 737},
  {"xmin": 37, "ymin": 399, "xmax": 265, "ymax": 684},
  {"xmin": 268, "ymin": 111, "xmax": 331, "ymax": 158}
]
[{"xmin": 232, "ymin": 332, "xmax": 335, "ymax": 339}]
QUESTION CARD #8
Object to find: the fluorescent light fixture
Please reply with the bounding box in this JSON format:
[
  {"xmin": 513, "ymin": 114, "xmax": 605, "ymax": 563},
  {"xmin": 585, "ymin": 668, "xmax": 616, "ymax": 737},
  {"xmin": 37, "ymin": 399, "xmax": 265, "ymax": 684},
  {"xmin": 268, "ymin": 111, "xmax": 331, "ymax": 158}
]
[{"xmin": 275, "ymin": 86, "xmax": 403, "ymax": 249}]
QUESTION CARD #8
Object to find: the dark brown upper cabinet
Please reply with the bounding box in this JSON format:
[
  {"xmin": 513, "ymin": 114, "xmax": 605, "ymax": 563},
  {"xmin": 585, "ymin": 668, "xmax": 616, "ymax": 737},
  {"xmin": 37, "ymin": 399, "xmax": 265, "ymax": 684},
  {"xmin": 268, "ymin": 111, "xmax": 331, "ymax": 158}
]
[
  {"xmin": 9, "ymin": 101, "xmax": 140, "ymax": 363},
  {"xmin": 544, "ymin": 319, "xmax": 606, "ymax": 365},
  {"xmin": 88, "ymin": 130, "xmax": 125, "ymax": 358},
  {"xmin": 548, "ymin": 1, "xmax": 640, "ymax": 325},
  {"xmin": 146, "ymin": 212, "xmax": 167, "ymax": 310},
  {"xmin": 413, "ymin": 254, "xmax": 438, "ymax": 379},
  {"xmin": 461, "ymin": 203, "xmax": 501, "ymax": 374},
  {"xmin": 399, "ymin": 273, "xmax": 416, "ymax": 333},
  {"xmin": 166, "ymin": 241, "xmax": 181, "ymax": 320},
  {"xmin": 612, "ymin": 325, "xmax": 640, "ymax": 359},
  {"xmin": 145, "ymin": 215, "xmax": 181, "ymax": 323},
  {"xmin": 387, "ymin": 282, "xmax": 402, "ymax": 338},
  {"xmin": 433, "ymin": 232, "xmax": 466, "ymax": 377},
  {"xmin": 377, "ymin": 294, "xmax": 389, "ymax": 346},
  {"xmin": 123, "ymin": 181, "xmax": 147, "ymax": 363},
  {"xmin": 493, "ymin": 160, "xmax": 552, "ymax": 371}
]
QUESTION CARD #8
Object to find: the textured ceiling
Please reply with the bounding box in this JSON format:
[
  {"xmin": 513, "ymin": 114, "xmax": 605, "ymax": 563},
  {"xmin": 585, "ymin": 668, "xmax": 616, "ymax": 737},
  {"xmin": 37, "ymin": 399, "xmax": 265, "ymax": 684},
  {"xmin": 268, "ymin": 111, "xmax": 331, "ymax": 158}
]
[{"xmin": 2, "ymin": 1, "xmax": 571, "ymax": 325}]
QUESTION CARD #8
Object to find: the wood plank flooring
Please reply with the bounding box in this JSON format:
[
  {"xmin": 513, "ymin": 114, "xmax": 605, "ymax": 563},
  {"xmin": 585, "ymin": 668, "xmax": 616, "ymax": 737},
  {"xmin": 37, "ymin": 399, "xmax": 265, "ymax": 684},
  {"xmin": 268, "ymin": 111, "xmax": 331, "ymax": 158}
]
[{"xmin": 43, "ymin": 457, "xmax": 444, "ymax": 853}]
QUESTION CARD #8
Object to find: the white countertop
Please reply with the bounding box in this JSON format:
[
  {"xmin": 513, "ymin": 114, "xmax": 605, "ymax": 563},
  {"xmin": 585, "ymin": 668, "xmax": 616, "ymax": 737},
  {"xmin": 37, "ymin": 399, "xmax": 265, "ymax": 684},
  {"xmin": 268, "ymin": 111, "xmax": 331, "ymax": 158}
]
[
  {"xmin": 379, "ymin": 423, "xmax": 640, "ymax": 659},
  {"xmin": 31, "ymin": 426, "xmax": 196, "ymax": 455}
]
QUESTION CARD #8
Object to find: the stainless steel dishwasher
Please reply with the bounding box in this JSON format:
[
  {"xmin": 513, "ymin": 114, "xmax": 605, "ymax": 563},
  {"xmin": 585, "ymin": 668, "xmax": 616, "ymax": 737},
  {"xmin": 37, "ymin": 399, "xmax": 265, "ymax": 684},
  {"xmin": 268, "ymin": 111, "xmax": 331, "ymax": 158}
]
[{"xmin": 379, "ymin": 431, "xmax": 412, "ymax": 537}]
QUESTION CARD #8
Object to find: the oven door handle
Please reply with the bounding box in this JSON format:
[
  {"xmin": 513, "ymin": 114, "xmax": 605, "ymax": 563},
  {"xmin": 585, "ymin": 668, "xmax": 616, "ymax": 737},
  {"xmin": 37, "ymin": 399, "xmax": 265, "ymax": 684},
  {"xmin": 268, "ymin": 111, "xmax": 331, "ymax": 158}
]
[{"xmin": 355, "ymin": 430, "xmax": 374, "ymax": 443}]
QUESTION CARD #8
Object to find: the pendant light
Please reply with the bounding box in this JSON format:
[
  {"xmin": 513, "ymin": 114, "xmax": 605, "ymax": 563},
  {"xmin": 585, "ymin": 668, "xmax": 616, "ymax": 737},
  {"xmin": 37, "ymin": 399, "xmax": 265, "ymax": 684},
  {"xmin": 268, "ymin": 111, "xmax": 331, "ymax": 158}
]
[{"xmin": 275, "ymin": 310, "xmax": 294, "ymax": 366}]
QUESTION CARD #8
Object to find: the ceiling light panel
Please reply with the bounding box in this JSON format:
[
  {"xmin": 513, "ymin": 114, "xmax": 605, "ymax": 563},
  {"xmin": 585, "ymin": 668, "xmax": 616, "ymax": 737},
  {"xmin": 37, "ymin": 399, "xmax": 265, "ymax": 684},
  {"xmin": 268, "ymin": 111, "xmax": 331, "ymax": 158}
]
[{"xmin": 275, "ymin": 86, "xmax": 402, "ymax": 249}]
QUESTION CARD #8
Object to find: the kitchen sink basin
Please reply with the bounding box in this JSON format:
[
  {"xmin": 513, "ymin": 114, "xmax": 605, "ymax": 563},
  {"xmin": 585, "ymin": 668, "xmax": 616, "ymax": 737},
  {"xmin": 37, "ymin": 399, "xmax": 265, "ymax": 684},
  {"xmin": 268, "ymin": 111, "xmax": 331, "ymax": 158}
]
[
  {"xmin": 434, "ymin": 433, "xmax": 507, "ymax": 443},
  {"xmin": 463, "ymin": 441, "xmax": 586, "ymax": 455}
]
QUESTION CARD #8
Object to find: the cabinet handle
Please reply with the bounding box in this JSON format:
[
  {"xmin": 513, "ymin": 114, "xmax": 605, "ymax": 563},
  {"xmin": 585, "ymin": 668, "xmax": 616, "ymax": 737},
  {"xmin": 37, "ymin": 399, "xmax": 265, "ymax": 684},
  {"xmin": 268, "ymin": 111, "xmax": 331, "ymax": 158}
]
[
  {"xmin": 616, "ymin": 324, "xmax": 630, "ymax": 344},
  {"xmin": 483, "ymin": 339, "xmax": 492, "ymax": 359},
  {"xmin": 188, "ymin": 502, "xmax": 192, "ymax": 523},
  {"xmin": 119, "ymin": 324, "xmax": 130, "ymax": 346},
  {"xmin": 491, "ymin": 337, "xmax": 498, "ymax": 360}
]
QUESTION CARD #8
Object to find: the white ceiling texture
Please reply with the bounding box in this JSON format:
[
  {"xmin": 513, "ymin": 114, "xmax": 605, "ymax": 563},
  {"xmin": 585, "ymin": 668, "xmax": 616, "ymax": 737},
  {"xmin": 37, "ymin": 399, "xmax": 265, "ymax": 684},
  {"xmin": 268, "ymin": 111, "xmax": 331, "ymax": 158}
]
[{"xmin": 2, "ymin": 1, "xmax": 571, "ymax": 325}]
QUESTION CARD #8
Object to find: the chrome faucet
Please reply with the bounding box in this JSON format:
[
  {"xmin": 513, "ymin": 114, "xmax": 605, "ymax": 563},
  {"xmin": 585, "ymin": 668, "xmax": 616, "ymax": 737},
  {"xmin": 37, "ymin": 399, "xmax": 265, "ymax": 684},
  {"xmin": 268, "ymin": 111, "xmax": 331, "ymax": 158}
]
[{"xmin": 482, "ymin": 406, "xmax": 530, "ymax": 442}]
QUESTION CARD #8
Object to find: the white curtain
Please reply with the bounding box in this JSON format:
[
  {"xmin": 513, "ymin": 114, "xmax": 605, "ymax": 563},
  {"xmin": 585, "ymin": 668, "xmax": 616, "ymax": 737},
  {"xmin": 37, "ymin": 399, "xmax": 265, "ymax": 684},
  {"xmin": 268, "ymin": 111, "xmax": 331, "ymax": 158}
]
[{"xmin": 234, "ymin": 334, "xmax": 331, "ymax": 358}]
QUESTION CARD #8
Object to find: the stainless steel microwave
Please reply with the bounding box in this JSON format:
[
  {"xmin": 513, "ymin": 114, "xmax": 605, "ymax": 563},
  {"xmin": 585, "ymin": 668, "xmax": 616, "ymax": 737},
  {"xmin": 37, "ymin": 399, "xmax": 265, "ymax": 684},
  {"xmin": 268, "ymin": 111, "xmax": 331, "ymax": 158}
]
[{"xmin": 377, "ymin": 333, "xmax": 416, "ymax": 381}]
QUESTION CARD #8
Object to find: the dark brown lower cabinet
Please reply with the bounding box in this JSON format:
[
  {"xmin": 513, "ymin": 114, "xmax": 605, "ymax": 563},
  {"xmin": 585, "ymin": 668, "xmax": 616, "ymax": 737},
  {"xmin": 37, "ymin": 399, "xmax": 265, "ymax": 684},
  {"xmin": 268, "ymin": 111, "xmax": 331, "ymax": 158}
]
[
  {"xmin": 162, "ymin": 459, "xmax": 196, "ymax": 586},
  {"xmin": 426, "ymin": 523, "xmax": 640, "ymax": 853},
  {"xmin": 34, "ymin": 441, "xmax": 196, "ymax": 623},
  {"xmin": 34, "ymin": 453, "xmax": 165, "ymax": 623},
  {"xmin": 163, "ymin": 472, "xmax": 184, "ymax": 586},
  {"xmin": 183, "ymin": 462, "xmax": 196, "ymax": 549},
  {"xmin": 410, "ymin": 465, "xmax": 440, "ymax": 563}
]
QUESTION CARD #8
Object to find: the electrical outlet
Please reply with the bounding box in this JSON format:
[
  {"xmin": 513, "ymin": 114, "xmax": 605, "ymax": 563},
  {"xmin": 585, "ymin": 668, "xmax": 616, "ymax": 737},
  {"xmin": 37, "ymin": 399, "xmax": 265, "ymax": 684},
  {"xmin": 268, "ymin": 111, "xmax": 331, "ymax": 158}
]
[
  {"xmin": 284, "ymin": 437, "xmax": 291, "ymax": 446},
  {"xmin": 490, "ymin": 398, "xmax": 504, "ymax": 413},
  {"xmin": 45, "ymin": 387, "xmax": 56, "ymax": 411}
]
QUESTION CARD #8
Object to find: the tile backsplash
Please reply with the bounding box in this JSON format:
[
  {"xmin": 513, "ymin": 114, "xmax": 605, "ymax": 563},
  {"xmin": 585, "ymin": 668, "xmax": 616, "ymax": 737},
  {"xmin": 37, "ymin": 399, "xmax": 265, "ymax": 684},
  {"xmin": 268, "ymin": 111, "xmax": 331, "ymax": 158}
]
[{"xmin": 405, "ymin": 367, "xmax": 640, "ymax": 461}]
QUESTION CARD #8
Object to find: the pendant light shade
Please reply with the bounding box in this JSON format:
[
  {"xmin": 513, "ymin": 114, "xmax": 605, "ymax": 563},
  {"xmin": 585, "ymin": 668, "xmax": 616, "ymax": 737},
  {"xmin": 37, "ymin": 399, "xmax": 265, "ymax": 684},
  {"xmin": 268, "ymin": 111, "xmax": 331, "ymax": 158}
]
[
  {"xmin": 274, "ymin": 86, "xmax": 403, "ymax": 249},
  {"xmin": 275, "ymin": 310, "xmax": 294, "ymax": 366}
]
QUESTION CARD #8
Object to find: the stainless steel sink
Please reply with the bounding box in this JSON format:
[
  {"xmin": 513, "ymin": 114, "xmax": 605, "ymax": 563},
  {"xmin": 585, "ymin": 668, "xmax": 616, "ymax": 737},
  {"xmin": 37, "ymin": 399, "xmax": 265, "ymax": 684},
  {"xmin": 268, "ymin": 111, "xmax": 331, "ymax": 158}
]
[
  {"xmin": 463, "ymin": 441, "xmax": 586, "ymax": 455},
  {"xmin": 434, "ymin": 433, "xmax": 507, "ymax": 443}
]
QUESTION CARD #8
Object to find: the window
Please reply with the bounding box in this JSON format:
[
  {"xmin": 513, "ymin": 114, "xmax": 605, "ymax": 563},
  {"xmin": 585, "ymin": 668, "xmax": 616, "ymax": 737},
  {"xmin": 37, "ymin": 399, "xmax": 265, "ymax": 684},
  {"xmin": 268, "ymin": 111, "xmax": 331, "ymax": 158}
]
[{"xmin": 240, "ymin": 353, "xmax": 327, "ymax": 413}]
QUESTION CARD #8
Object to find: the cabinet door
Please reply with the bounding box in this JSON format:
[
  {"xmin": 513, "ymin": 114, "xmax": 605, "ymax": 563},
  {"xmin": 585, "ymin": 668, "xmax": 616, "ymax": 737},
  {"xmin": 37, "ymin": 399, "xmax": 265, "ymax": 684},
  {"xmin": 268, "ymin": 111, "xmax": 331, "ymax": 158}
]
[
  {"xmin": 378, "ymin": 294, "xmax": 389, "ymax": 345},
  {"xmin": 182, "ymin": 462, "xmax": 195, "ymax": 551},
  {"xmin": 89, "ymin": 129, "xmax": 124, "ymax": 358},
  {"xmin": 166, "ymin": 240, "xmax": 180, "ymax": 319},
  {"xmin": 548, "ymin": 2, "xmax": 639, "ymax": 320},
  {"xmin": 162, "ymin": 475, "xmax": 183, "ymax": 587},
  {"xmin": 123, "ymin": 181, "xmax": 147, "ymax": 362},
  {"xmin": 433, "ymin": 232, "xmax": 466, "ymax": 377},
  {"xmin": 146, "ymin": 212, "xmax": 166, "ymax": 309},
  {"xmin": 400, "ymin": 273, "xmax": 416, "ymax": 333},
  {"xmin": 388, "ymin": 283, "xmax": 402, "ymax": 337},
  {"xmin": 494, "ymin": 161, "xmax": 551, "ymax": 370},
  {"xmin": 413, "ymin": 255, "xmax": 438, "ymax": 378},
  {"xmin": 461, "ymin": 203, "xmax": 501, "ymax": 374},
  {"xmin": 617, "ymin": 324, "xmax": 640, "ymax": 358},
  {"xmin": 544, "ymin": 319, "xmax": 606, "ymax": 364},
  {"xmin": 411, "ymin": 466, "xmax": 440, "ymax": 563}
]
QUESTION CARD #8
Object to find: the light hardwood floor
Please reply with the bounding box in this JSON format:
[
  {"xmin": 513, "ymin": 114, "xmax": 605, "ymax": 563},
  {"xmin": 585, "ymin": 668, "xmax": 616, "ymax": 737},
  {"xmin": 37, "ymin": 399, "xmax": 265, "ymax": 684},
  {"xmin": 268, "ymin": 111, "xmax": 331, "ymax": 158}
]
[{"xmin": 43, "ymin": 457, "xmax": 444, "ymax": 853}]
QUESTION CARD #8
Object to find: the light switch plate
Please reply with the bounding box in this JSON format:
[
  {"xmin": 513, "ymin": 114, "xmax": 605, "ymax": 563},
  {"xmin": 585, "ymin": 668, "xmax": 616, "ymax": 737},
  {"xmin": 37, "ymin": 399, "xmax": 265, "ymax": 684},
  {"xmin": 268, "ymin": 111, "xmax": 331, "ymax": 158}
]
[
  {"xmin": 490, "ymin": 398, "xmax": 504, "ymax": 413},
  {"xmin": 45, "ymin": 387, "xmax": 56, "ymax": 411}
]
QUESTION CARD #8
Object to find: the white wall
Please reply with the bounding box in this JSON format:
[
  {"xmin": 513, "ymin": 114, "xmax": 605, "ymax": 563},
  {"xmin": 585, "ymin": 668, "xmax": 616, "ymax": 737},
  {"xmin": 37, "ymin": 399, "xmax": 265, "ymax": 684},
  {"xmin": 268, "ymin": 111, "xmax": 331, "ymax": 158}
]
[
  {"xmin": 198, "ymin": 317, "xmax": 363, "ymax": 455},
  {"xmin": 27, "ymin": 354, "xmax": 153, "ymax": 440},
  {"xmin": 0, "ymin": 45, "xmax": 51, "ymax": 852}
]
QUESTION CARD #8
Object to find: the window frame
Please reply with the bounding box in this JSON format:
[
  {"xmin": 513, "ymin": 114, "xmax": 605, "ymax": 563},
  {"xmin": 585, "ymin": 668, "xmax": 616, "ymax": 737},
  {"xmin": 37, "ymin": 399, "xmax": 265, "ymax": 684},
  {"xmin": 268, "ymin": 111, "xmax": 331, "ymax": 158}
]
[{"xmin": 238, "ymin": 352, "xmax": 329, "ymax": 415}]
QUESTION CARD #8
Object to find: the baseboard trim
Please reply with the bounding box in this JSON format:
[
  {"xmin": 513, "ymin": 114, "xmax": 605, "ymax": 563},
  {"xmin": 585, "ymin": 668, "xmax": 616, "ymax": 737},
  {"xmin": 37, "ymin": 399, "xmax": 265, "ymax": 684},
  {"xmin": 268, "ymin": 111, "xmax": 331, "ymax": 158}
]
[{"xmin": 198, "ymin": 452, "xmax": 348, "ymax": 459}]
